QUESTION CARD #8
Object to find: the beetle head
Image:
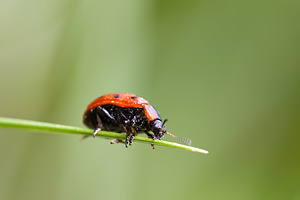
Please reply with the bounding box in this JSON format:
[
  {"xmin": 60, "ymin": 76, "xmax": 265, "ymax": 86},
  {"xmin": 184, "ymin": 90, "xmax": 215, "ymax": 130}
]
[{"xmin": 151, "ymin": 119, "xmax": 167, "ymax": 139}]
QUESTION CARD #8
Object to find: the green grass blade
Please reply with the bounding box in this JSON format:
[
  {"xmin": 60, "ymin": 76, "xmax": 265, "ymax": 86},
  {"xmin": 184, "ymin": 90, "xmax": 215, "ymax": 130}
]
[{"xmin": 0, "ymin": 117, "xmax": 208, "ymax": 154}]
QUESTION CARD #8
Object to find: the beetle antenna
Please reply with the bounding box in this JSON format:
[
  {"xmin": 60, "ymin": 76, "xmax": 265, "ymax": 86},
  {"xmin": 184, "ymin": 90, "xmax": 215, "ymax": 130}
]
[
  {"xmin": 162, "ymin": 119, "xmax": 168, "ymax": 126},
  {"xmin": 165, "ymin": 132, "xmax": 192, "ymax": 146},
  {"xmin": 160, "ymin": 119, "xmax": 168, "ymax": 132}
]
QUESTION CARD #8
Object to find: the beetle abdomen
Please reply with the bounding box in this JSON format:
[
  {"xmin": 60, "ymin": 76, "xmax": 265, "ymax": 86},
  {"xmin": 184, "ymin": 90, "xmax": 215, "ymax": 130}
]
[{"xmin": 83, "ymin": 104, "xmax": 149, "ymax": 133}]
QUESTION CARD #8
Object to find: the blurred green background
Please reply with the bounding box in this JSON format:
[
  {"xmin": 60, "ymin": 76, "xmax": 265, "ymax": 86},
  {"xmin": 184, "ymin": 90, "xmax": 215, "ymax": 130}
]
[{"xmin": 1, "ymin": 0, "xmax": 300, "ymax": 200}]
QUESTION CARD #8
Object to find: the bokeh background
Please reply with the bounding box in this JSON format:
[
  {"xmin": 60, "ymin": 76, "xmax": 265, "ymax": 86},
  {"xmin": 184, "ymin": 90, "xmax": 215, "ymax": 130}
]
[{"xmin": 1, "ymin": 0, "xmax": 300, "ymax": 200}]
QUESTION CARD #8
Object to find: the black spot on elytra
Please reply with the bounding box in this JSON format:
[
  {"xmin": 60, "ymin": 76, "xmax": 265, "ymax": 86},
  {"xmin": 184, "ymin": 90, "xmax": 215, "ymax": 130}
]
[
  {"xmin": 114, "ymin": 94, "xmax": 120, "ymax": 98},
  {"xmin": 131, "ymin": 96, "xmax": 137, "ymax": 99}
]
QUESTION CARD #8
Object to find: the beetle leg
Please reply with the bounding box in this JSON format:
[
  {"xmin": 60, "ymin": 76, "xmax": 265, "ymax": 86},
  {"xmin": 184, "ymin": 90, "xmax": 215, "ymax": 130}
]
[
  {"xmin": 145, "ymin": 131, "xmax": 155, "ymax": 139},
  {"xmin": 93, "ymin": 113, "xmax": 104, "ymax": 138},
  {"xmin": 125, "ymin": 132, "xmax": 130, "ymax": 148},
  {"xmin": 80, "ymin": 135, "xmax": 89, "ymax": 140},
  {"xmin": 82, "ymin": 112, "xmax": 103, "ymax": 140},
  {"xmin": 145, "ymin": 131, "xmax": 155, "ymax": 149},
  {"xmin": 129, "ymin": 127, "xmax": 137, "ymax": 146},
  {"xmin": 97, "ymin": 106, "xmax": 115, "ymax": 121},
  {"xmin": 122, "ymin": 127, "xmax": 131, "ymax": 148},
  {"xmin": 110, "ymin": 139, "xmax": 124, "ymax": 144}
]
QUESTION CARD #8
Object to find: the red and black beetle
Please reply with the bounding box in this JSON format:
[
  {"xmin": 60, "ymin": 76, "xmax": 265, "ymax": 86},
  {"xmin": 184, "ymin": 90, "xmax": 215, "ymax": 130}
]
[{"xmin": 83, "ymin": 93, "xmax": 191, "ymax": 148}]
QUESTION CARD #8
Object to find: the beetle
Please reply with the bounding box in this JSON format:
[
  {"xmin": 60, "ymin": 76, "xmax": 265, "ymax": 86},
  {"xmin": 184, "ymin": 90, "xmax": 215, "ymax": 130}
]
[{"xmin": 83, "ymin": 93, "xmax": 191, "ymax": 148}]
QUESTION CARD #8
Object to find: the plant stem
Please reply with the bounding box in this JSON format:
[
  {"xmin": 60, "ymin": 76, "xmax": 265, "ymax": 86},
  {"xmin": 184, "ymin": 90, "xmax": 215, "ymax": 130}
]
[{"xmin": 0, "ymin": 117, "xmax": 208, "ymax": 154}]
